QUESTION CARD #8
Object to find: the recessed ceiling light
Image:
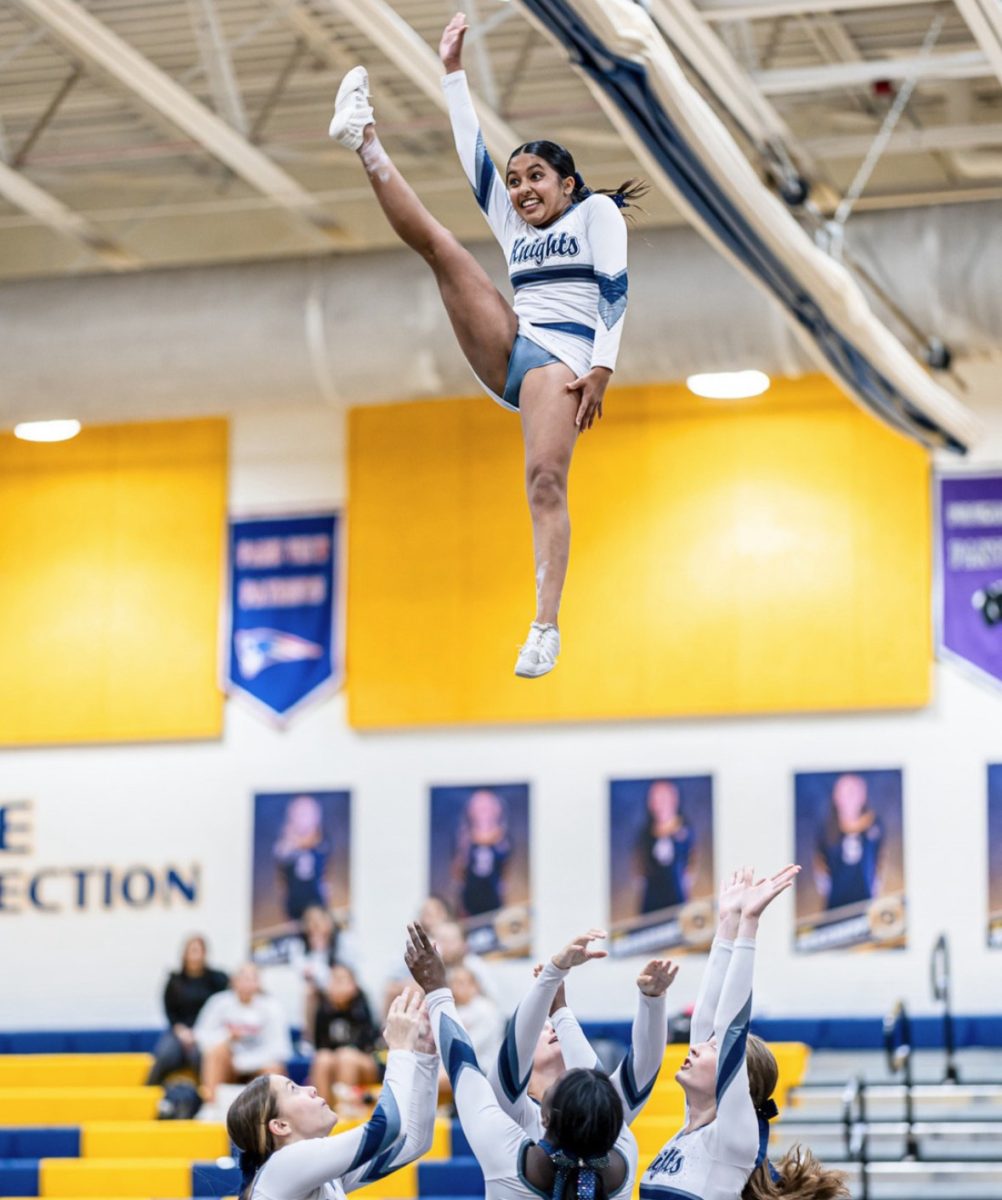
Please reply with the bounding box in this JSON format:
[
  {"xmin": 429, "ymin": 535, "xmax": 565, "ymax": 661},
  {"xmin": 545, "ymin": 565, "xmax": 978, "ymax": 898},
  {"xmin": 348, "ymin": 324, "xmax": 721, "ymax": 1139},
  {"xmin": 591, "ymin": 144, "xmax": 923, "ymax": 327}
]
[
  {"xmin": 14, "ymin": 419, "xmax": 82, "ymax": 443},
  {"xmin": 686, "ymin": 370, "xmax": 771, "ymax": 400}
]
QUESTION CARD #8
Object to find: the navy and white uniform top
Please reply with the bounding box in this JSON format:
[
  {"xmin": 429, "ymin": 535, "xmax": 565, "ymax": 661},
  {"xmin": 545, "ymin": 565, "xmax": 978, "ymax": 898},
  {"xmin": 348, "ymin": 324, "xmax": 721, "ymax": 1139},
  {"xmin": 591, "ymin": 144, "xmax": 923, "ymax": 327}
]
[
  {"xmin": 489, "ymin": 960, "xmax": 668, "ymax": 1145},
  {"xmin": 639, "ymin": 938, "xmax": 760, "ymax": 1200},
  {"xmin": 250, "ymin": 1050, "xmax": 438, "ymax": 1200},
  {"xmin": 426, "ymin": 967, "xmax": 638, "ymax": 1200},
  {"xmin": 442, "ymin": 71, "xmax": 629, "ymax": 401}
]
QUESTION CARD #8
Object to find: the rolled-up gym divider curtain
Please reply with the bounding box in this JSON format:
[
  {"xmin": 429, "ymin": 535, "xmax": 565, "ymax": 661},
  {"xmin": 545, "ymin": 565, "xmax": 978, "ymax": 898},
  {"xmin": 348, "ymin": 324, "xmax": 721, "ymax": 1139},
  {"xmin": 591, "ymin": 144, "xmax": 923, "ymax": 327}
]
[{"xmin": 517, "ymin": 0, "xmax": 981, "ymax": 455}]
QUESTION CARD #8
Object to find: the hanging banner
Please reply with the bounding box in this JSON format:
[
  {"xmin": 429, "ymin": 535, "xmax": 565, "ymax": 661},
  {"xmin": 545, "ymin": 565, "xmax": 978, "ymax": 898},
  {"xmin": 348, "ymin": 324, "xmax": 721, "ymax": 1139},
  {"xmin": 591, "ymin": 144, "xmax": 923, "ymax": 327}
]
[
  {"xmin": 989, "ymin": 766, "xmax": 1002, "ymax": 949},
  {"xmin": 225, "ymin": 514, "xmax": 340, "ymax": 722},
  {"xmin": 250, "ymin": 790, "xmax": 351, "ymax": 965},
  {"xmin": 429, "ymin": 784, "xmax": 531, "ymax": 958},
  {"xmin": 793, "ymin": 769, "xmax": 906, "ymax": 953},
  {"xmin": 936, "ymin": 472, "xmax": 1002, "ymax": 689},
  {"xmin": 608, "ymin": 776, "xmax": 715, "ymax": 958}
]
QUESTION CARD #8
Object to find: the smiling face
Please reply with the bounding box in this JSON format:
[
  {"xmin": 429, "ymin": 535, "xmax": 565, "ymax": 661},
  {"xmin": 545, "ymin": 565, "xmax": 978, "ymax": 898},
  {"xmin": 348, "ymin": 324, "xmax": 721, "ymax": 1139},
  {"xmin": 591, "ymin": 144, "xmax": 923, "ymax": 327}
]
[
  {"xmin": 506, "ymin": 153, "xmax": 574, "ymax": 227},
  {"xmin": 269, "ymin": 1075, "xmax": 337, "ymax": 1143},
  {"xmin": 832, "ymin": 774, "xmax": 868, "ymax": 824},
  {"xmin": 676, "ymin": 1035, "xmax": 718, "ymax": 1101}
]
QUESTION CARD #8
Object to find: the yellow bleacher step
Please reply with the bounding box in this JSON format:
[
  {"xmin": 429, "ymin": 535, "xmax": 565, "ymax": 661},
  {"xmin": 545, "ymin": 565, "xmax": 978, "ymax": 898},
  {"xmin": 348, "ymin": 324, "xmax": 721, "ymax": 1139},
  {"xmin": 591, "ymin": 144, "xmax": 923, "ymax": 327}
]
[
  {"xmin": 82, "ymin": 1122, "xmax": 230, "ymax": 1158},
  {"xmin": 0, "ymin": 1056, "xmax": 152, "ymax": 1089},
  {"xmin": 0, "ymin": 1088, "xmax": 160, "ymax": 1125},
  {"xmin": 353, "ymin": 1162, "xmax": 417, "ymax": 1199},
  {"xmin": 40, "ymin": 1159, "xmax": 191, "ymax": 1198}
]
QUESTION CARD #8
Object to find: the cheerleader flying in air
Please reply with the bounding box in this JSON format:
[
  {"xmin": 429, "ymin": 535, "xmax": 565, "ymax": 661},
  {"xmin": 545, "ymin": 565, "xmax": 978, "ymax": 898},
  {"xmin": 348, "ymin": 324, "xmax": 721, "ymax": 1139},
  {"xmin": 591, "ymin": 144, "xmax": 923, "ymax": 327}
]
[
  {"xmin": 329, "ymin": 13, "xmax": 644, "ymax": 679},
  {"xmin": 641, "ymin": 865, "xmax": 848, "ymax": 1200}
]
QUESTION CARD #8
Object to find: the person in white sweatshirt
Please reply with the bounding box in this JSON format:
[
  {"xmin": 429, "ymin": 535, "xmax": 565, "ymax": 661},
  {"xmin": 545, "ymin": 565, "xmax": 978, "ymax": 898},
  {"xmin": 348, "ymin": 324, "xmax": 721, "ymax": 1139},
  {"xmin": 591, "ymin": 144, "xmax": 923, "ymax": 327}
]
[{"xmin": 195, "ymin": 962, "xmax": 292, "ymax": 1104}]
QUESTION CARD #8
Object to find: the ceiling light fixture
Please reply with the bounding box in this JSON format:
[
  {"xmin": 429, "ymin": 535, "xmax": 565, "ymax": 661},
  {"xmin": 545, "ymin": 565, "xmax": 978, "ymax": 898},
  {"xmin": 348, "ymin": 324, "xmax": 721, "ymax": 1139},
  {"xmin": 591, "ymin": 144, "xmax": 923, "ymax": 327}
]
[
  {"xmin": 686, "ymin": 370, "xmax": 771, "ymax": 400},
  {"xmin": 14, "ymin": 419, "xmax": 82, "ymax": 443}
]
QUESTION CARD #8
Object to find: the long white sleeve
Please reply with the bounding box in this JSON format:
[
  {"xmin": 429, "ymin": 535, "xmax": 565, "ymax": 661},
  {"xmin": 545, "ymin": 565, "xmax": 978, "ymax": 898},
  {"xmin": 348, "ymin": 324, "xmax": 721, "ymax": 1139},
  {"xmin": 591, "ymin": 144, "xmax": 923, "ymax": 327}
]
[
  {"xmin": 254, "ymin": 1051, "xmax": 418, "ymax": 1200},
  {"xmin": 551, "ymin": 1007, "xmax": 600, "ymax": 1071},
  {"xmin": 690, "ymin": 936, "xmax": 733, "ymax": 1045},
  {"xmin": 585, "ymin": 193, "xmax": 629, "ymax": 371},
  {"xmin": 192, "ymin": 991, "xmax": 229, "ymax": 1052},
  {"xmin": 489, "ymin": 961, "xmax": 568, "ymax": 1112},
  {"xmin": 610, "ymin": 990, "xmax": 667, "ymax": 1125},
  {"xmin": 342, "ymin": 1051, "xmax": 440, "ymax": 1192},
  {"xmin": 710, "ymin": 937, "xmax": 759, "ymax": 1168},
  {"xmin": 441, "ymin": 70, "xmax": 516, "ymax": 245}
]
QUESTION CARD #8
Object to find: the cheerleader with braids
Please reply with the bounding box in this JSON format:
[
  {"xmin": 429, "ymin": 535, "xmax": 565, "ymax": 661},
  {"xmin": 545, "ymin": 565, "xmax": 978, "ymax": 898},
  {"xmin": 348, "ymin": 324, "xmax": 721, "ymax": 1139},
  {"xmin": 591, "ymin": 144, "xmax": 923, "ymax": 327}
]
[
  {"xmin": 640, "ymin": 865, "xmax": 848, "ymax": 1200},
  {"xmin": 490, "ymin": 939, "xmax": 678, "ymax": 1143},
  {"xmin": 406, "ymin": 922, "xmax": 636, "ymax": 1200},
  {"xmin": 329, "ymin": 13, "xmax": 645, "ymax": 679},
  {"xmin": 226, "ymin": 990, "xmax": 438, "ymax": 1200}
]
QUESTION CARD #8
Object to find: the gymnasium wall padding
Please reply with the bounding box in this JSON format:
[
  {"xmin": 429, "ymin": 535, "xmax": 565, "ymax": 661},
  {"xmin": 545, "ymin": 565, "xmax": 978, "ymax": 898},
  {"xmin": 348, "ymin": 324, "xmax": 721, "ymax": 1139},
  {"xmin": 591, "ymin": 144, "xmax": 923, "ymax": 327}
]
[
  {"xmin": 0, "ymin": 419, "xmax": 227, "ymax": 745},
  {"xmin": 347, "ymin": 377, "xmax": 931, "ymax": 728}
]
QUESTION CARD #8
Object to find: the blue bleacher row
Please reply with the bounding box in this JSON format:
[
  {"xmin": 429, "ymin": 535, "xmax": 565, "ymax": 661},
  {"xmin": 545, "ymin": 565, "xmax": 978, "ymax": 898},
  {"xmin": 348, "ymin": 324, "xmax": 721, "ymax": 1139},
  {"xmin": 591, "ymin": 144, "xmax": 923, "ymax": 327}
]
[
  {"xmin": 0, "ymin": 1123, "xmax": 492, "ymax": 1198},
  {"xmin": 2, "ymin": 1015, "xmax": 1001, "ymax": 1058}
]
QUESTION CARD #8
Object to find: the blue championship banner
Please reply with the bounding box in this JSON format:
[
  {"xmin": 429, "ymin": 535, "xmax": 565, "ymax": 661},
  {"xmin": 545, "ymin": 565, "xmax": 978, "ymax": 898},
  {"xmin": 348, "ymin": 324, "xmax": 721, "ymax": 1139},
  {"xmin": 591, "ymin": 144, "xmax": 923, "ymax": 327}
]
[{"xmin": 225, "ymin": 514, "xmax": 340, "ymax": 722}]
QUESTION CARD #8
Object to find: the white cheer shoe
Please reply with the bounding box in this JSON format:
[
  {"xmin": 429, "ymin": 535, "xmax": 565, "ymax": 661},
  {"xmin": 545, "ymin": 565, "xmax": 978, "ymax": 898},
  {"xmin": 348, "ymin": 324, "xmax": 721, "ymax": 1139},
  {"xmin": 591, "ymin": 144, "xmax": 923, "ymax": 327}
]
[
  {"xmin": 514, "ymin": 622, "xmax": 560, "ymax": 678},
  {"xmin": 329, "ymin": 66, "xmax": 374, "ymax": 150}
]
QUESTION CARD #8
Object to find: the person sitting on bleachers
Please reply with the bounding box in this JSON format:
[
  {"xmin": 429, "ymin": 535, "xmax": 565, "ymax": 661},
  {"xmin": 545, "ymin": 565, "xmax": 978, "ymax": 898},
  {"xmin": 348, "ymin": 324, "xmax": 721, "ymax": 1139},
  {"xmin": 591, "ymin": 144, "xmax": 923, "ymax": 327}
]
[
  {"xmin": 146, "ymin": 934, "xmax": 229, "ymax": 1086},
  {"xmin": 195, "ymin": 962, "xmax": 292, "ymax": 1107},
  {"xmin": 310, "ymin": 963, "xmax": 381, "ymax": 1113},
  {"xmin": 449, "ymin": 964, "xmax": 506, "ymax": 1068},
  {"xmin": 433, "ymin": 919, "xmax": 495, "ymax": 999}
]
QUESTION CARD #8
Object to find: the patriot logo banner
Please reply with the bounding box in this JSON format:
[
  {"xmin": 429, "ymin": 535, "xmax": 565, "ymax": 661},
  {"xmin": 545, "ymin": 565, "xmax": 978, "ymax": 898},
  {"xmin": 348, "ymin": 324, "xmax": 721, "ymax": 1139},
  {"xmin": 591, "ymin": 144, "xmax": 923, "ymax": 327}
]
[{"xmin": 225, "ymin": 514, "xmax": 340, "ymax": 722}]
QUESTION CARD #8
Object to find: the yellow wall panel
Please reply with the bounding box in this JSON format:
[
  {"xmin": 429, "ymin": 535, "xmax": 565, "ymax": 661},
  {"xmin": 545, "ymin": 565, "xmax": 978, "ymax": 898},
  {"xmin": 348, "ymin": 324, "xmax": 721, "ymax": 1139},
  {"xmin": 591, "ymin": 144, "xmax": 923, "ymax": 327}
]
[
  {"xmin": 0, "ymin": 419, "xmax": 227, "ymax": 744},
  {"xmin": 348, "ymin": 378, "xmax": 930, "ymax": 727}
]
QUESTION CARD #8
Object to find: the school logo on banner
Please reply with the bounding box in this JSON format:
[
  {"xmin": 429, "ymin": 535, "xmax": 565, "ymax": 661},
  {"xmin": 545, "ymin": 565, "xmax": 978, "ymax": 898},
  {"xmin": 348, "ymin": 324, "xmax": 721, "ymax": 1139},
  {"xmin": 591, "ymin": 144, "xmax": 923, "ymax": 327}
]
[
  {"xmin": 936, "ymin": 471, "xmax": 1002, "ymax": 688},
  {"xmin": 225, "ymin": 514, "xmax": 340, "ymax": 722}
]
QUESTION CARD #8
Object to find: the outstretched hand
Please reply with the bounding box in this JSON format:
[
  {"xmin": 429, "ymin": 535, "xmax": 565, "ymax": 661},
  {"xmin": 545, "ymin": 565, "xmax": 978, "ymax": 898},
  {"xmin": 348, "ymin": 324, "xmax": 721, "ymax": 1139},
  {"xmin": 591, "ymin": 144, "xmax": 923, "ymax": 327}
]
[
  {"xmin": 567, "ymin": 366, "xmax": 611, "ymax": 431},
  {"xmin": 741, "ymin": 865, "xmax": 801, "ymax": 920},
  {"xmin": 551, "ymin": 928, "xmax": 608, "ymax": 971},
  {"xmin": 637, "ymin": 957, "xmax": 679, "ymax": 997},
  {"xmin": 383, "ymin": 987, "xmax": 423, "ymax": 1052},
  {"xmin": 405, "ymin": 922, "xmax": 448, "ymax": 994},
  {"xmin": 439, "ymin": 12, "xmax": 468, "ymax": 72},
  {"xmin": 718, "ymin": 866, "xmax": 755, "ymax": 921}
]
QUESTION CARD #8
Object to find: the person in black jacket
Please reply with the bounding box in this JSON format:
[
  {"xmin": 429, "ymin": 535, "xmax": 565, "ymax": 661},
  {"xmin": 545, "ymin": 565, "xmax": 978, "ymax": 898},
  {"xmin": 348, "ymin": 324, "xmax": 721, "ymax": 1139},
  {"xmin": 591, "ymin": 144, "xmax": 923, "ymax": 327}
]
[
  {"xmin": 146, "ymin": 935, "xmax": 229, "ymax": 1086},
  {"xmin": 310, "ymin": 964, "xmax": 381, "ymax": 1108}
]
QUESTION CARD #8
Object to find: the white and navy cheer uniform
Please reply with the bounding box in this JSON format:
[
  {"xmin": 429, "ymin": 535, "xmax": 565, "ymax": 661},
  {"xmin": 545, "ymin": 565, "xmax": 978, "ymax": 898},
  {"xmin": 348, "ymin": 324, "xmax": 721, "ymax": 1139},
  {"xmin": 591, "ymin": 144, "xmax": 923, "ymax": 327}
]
[
  {"xmin": 640, "ymin": 938, "xmax": 760, "ymax": 1200},
  {"xmin": 442, "ymin": 70, "xmax": 629, "ymax": 410},
  {"xmin": 426, "ymin": 983, "xmax": 638, "ymax": 1200},
  {"xmin": 249, "ymin": 1050, "xmax": 438, "ymax": 1200},
  {"xmin": 489, "ymin": 960, "xmax": 668, "ymax": 1145}
]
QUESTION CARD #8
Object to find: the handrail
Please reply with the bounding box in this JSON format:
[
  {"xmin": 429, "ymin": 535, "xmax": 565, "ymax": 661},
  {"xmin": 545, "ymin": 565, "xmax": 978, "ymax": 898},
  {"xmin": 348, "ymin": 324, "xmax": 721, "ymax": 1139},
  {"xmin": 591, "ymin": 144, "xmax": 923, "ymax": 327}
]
[
  {"xmin": 931, "ymin": 932, "xmax": 960, "ymax": 1083},
  {"xmin": 842, "ymin": 1074, "xmax": 869, "ymax": 1200},
  {"xmin": 883, "ymin": 999, "xmax": 919, "ymax": 1158}
]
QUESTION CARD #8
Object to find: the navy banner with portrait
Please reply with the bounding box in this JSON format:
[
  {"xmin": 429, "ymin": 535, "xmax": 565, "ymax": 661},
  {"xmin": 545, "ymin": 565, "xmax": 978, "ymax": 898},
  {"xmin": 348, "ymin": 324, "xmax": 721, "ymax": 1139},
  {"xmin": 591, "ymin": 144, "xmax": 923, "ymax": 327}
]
[
  {"xmin": 794, "ymin": 769, "xmax": 907, "ymax": 953},
  {"xmin": 608, "ymin": 776, "xmax": 715, "ymax": 958},
  {"xmin": 429, "ymin": 784, "xmax": 531, "ymax": 959},
  {"xmin": 225, "ymin": 514, "xmax": 340, "ymax": 722},
  {"xmin": 250, "ymin": 790, "xmax": 351, "ymax": 965}
]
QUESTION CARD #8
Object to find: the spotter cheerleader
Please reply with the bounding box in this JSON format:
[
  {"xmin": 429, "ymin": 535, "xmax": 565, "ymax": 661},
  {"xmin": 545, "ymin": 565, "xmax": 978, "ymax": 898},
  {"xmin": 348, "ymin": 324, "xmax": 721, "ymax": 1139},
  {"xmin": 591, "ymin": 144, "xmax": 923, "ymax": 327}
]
[{"xmin": 329, "ymin": 13, "xmax": 644, "ymax": 679}]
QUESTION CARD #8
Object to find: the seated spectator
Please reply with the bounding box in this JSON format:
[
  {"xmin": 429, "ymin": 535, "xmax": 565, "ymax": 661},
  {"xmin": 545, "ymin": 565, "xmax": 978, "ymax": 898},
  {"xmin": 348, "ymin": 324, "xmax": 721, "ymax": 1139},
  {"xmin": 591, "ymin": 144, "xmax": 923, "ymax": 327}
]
[
  {"xmin": 146, "ymin": 935, "xmax": 228, "ymax": 1086},
  {"xmin": 288, "ymin": 905, "xmax": 363, "ymax": 1046},
  {"xmin": 417, "ymin": 894, "xmax": 455, "ymax": 933},
  {"xmin": 448, "ymin": 965, "xmax": 505, "ymax": 1067},
  {"xmin": 194, "ymin": 962, "xmax": 291, "ymax": 1107},
  {"xmin": 310, "ymin": 964, "xmax": 382, "ymax": 1111},
  {"xmin": 433, "ymin": 920, "xmax": 495, "ymax": 999}
]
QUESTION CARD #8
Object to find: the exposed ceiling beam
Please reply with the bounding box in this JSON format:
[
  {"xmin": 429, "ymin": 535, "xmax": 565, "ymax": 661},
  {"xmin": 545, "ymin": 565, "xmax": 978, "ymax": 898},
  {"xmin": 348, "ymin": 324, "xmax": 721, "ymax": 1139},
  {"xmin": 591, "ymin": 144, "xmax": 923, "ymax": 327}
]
[
  {"xmin": 804, "ymin": 121, "xmax": 1002, "ymax": 159},
  {"xmin": 264, "ymin": 0, "xmax": 417, "ymax": 128},
  {"xmin": 0, "ymin": 157, "xmax": 140, "ymax": 268},
  {"xmin": 9, "ymin": 0, "xmax": 345, "ymax": 243},
  {"xmin": 753, "ymin": 49, "xmax": 991, "ymax": 95},
  {"xmin": 699, "ymin": 0, "xmax": 933, "ymax": 21},
  {"xmin": 324, "ymin": 0, "xmax": 519, "ymax": 161},
  {"xmin": 187, "ymin": 0, "xmax": 249, "ymax": 135},
  {"xmin": 953, "ymin": 0, "xmax": 1002, "ymax": 96}
]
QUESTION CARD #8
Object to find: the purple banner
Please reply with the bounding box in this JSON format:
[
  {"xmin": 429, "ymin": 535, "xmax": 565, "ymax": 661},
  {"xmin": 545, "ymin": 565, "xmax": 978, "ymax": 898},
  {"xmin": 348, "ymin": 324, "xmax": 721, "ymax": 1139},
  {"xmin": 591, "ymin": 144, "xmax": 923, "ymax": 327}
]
[{"xmin": 936, "ymin": 473, "xmax": 1002, "ymax": 687}]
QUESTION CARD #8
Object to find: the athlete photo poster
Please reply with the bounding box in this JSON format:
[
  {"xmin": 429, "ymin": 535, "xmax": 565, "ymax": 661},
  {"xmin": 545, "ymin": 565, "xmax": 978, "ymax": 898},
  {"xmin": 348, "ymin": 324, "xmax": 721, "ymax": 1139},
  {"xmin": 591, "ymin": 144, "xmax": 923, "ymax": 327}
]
[
  {"xmin": 608, "ymin": 776, "xmax": 715, "ymax": 959},
  {"xmin": 428, "ymin": 784, "xmax": 531, "ymax": 959},
  {"xmin": 988, "ymin": 766, "xmax": 1002, "ymax": 948},
  {"xmin": 793, "ymin": 769, "xmax": 906, "ymax": 953},
  {"xmin": 250, "ymin": 791, "xmax": 351, "ymax": 964}
]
